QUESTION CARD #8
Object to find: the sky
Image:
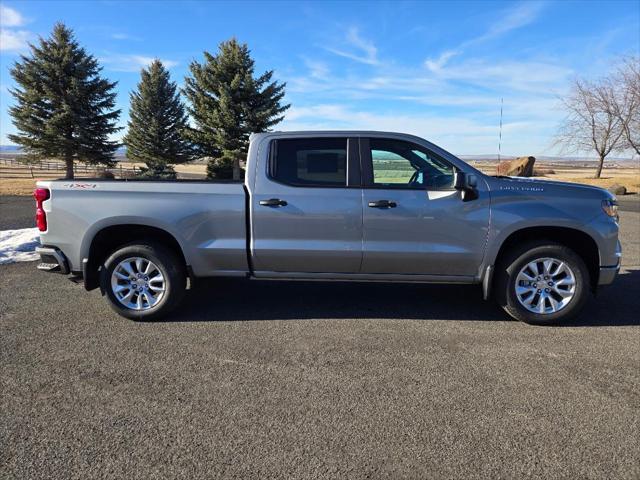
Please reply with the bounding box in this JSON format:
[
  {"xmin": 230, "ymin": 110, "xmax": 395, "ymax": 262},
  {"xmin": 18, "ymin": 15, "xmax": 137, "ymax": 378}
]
[{"xmin": 0, "ymin": 0, "xmax": 638, "ymax": 157}]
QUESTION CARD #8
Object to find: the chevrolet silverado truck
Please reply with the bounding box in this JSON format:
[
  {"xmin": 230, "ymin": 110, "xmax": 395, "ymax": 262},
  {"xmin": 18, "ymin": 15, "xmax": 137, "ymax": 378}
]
[{"xmin": 34, "ymin": 131, "xmax": 621, "ymax": 324}]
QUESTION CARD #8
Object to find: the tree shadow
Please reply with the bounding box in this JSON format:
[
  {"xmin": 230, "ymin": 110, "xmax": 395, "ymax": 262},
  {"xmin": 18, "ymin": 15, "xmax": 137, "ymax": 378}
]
[{"xmin": 158, "ymin": 269, "xmax": 640, "ymax": 327}]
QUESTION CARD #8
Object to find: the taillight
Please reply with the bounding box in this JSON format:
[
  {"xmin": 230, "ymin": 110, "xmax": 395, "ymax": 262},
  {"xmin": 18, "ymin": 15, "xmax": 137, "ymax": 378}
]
[{"xmin": 34, "ymin": 187, "xmax": 50, "ymax": 232}]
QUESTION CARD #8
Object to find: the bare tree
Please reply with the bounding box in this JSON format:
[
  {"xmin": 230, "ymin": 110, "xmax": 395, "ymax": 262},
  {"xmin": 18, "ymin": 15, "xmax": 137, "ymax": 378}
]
[
  {"xmin": 611, "ymin": 57, "xmax": 640, "ymax": 156},
  {"xmin": 556, "ymin": 78, "xmax": 625, "ymax": 178}
]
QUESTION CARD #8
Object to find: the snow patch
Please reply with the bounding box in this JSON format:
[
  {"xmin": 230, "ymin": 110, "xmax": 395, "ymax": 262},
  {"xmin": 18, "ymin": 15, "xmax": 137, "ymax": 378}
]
[{"xmin": 0, "ymin": 228, "xmax": 41, "ymax": 264}]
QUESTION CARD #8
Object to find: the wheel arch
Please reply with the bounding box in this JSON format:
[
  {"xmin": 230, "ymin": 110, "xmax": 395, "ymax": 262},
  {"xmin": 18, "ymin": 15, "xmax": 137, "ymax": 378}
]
[
  {"xmin": 83, "ymin": 223, "xmax": 188, "ymax": 291},
  {"xmin": 490, "ymin": 226, "xmax": 600, "ymax": 294}
]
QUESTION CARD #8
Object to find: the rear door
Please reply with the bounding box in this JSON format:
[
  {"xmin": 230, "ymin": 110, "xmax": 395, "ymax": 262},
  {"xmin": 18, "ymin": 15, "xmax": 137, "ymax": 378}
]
[
  {"xmin": 360, "ymin": 137, "xmax": 490, "ymax": 276},
  {"xmin": 250, "ymin": 136, "xmax": 363, "ymax": 274}
]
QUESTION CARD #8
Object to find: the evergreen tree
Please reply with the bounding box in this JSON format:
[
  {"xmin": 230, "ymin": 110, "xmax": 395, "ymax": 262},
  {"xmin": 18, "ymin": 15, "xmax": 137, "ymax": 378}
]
[
  {"xmin": 9, "ymin": 23, "xmax": 120, "ymax": 179},
  {"xmin": 183, "ymin": 38, "xmax": 289, "ymax": 179},
  {"xmin": 124, "ymin": 60, "xmax": 193, "ymax": 178}
]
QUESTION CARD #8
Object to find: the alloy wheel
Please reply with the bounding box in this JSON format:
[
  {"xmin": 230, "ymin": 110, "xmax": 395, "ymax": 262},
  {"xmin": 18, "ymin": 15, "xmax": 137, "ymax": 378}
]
[
  {"xmin": 110, "ymin": 257, "xmax": 166, "ymax": 310},
  {"xmin": 514, "ymin": 257, "xmax": 576, "ymax": 314}
]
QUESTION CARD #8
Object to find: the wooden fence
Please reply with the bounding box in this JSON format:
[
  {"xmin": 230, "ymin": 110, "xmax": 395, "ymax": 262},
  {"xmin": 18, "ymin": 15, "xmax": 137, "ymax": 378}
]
[{"xmin": 0, "ymin": 157, "xmax": 139, "ymax": 179}]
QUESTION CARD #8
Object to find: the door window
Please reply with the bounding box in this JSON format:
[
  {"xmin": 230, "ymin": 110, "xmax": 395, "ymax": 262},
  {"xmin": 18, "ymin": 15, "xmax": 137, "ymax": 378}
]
[
  {"xmin": 270, "ymin": 138, "xmax": 347, "ymax": 187},
  {"xmin": 369, "ymin": 138, "xmax": 455, "ymax": 190}
]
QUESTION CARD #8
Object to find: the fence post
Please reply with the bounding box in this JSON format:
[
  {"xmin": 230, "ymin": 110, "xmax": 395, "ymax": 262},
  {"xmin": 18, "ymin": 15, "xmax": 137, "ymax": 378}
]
[{"xmin": 30, "ymin": 167, "xmax": 34, "ymax": 178}]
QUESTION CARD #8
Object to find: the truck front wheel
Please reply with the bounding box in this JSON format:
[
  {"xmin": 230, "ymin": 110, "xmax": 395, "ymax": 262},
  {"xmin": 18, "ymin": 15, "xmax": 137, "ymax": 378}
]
[
  {"xmin": 100, "ymin": 242, "xmax": 186, "ymax": 321},
  {"xmin": 495, "ymin": 242, "xmax": 590, "ymax": 325}
]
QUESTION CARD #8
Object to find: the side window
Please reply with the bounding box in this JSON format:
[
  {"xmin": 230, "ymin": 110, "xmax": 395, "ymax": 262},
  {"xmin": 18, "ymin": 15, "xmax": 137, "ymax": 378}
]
[
  {"xmin": 369, "ymin": 138, "xmax": 455, "ymax": 190},
  {"xmin": 371, "ymin": 148, "xmax": 415, "ymax": 185},
  {"xmin": 270, "ymin": 138, "xmax": 347, "ymax": 187}
]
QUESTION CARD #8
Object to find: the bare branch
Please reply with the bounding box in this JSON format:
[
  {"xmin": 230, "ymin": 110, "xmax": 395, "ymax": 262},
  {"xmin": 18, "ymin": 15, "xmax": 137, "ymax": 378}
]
[
  {"xmin": 610, "ymin": 57, "xmax": 640, "ymax": 156},
  {"xmin": 555, "ymin": 74, "xmax": 627, "ymax": 178}
]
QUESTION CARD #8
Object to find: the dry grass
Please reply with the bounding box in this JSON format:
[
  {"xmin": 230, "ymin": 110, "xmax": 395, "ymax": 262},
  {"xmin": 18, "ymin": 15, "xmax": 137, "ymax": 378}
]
[
  {"xmin": 0, "ymin": 166, "xmax": 107, "ymax": 195},
  {"xmin": 471, "ymin": 162, "xmax": 640, "ymax": 192},
  {"xmin": 118, "ymin": 161, "xmax": 208, "ymax": 175},
  {"xmin": 543, "ymin": 173, "xmax": 640, "ymax": 192},
  {"xmin": 0, "ymin": 178, "xmax": 39, "ymax": 196}
]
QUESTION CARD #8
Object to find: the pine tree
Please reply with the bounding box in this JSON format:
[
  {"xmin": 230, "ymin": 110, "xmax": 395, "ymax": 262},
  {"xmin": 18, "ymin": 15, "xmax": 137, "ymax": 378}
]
[
  {"xmin": 183, "ymin": 38, "xmax": 289, "ymax": 179},
  {"xmin": 123, "ymin": 60, "xmax": 193, "ymax": 178},
  {"xmin": 9, "ymin": 23, "xmax": 120, "ymax": 179}
]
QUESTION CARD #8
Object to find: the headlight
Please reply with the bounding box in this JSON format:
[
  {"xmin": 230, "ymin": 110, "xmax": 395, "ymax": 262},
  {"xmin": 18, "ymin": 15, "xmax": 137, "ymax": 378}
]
[{"xmin": 602, "ymin": 198, "xmax": 619, "ymax": 219}]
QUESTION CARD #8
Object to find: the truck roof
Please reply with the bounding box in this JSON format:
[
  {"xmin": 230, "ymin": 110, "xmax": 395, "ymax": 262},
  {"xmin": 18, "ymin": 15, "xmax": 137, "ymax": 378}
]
[{"xmin": 250, "ymin": 130, "xmax": 427, "ymax": 140}]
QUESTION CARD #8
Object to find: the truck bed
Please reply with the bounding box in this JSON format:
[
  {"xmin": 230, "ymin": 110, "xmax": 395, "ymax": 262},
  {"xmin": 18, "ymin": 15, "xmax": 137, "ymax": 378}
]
[{"xmin": 37, "ymin": 179, "xmax": 249, "ymax": 277}]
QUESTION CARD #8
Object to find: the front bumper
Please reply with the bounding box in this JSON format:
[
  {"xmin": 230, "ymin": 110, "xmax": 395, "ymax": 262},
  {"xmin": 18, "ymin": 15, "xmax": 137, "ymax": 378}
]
[
  {"xmin": 598, "ymin": 240, "xmax": 622, "ymax": 286},
  {"xmin": 35, "ymin": 246, "xmax": 70, "ymax": 275},
  {"xmin": 598, "ymin": 264, "xmax": 620, "ymax": 285}
]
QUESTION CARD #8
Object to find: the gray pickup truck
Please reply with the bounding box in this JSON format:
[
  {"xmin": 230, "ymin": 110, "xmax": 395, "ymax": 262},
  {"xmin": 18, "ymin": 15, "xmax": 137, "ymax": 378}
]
[{"xmin": 35, "ymin": 131, "xmax": 621, "ymax": 324}]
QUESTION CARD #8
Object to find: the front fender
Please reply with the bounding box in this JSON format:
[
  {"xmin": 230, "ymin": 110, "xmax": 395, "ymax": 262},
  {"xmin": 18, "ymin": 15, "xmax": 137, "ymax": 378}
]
[{"xmin": 483, "ymin": 187, "xmax": 607, "ymax": 271}]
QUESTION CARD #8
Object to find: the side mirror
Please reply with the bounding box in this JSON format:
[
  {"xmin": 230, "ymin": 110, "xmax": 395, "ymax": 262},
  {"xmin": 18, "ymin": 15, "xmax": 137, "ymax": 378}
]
[{"xmin": 454, "ymin": 172, "xmax": 478, "ymax": 202}]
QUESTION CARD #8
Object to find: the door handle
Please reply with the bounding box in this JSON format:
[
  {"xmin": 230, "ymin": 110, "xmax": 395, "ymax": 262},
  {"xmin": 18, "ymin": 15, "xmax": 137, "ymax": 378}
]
[
  {"xmin": 368, "ymin": 200, "xmax": 397, "ymax": 208},
  {"xmin": 259, "ymin": 198, "xmax": 288, "ymax": 207}
]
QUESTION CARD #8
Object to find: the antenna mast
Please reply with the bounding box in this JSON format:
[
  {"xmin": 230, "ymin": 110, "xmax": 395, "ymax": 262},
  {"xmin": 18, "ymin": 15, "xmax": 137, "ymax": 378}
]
[{"xmin": 498, "ymin": 97, "xmax": 503, "ymax": 163}]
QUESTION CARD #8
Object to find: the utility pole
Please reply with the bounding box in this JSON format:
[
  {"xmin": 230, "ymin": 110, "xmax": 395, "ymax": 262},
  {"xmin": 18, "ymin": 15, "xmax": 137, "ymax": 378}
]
[{"xmin": 498, "ymin": 97, "xmax": 504, "ymax": 163}]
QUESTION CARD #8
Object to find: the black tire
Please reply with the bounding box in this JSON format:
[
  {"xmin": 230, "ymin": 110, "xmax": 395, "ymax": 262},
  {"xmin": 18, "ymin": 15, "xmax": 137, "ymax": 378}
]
[
  {"xmin": 495, "ymin": 241, "xmax": 590, "ymax": 325},
  {"xmin": 99, "ymin": 242, "xmax": 186, "ymax": 321}
]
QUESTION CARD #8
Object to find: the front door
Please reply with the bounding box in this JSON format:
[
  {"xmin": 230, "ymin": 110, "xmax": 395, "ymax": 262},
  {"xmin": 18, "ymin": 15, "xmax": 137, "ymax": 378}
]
[
  {"xmin": 250, "ymin": 136, "xmax": 363, "ymax": 274},
  {"xmin": 360, "ymin": 137, "xmax": 490, "ymax": 277}
]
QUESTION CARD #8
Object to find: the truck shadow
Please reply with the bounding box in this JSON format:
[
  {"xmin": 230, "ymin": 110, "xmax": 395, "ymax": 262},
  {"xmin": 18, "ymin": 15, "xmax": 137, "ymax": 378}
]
[{"xmin": 159, "ymin": 268, "xmax": 640, "ymax": 327}]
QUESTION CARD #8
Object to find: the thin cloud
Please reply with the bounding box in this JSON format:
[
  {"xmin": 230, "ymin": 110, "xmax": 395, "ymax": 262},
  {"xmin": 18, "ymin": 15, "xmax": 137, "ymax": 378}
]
[
  {"xmin": 111, "ymin": 32, "xmax": 142, "ymax": 41},
  {"xmin": 303, "ymin": 58, "xmax": 330, "ymax": 79},
  {"xmin": 285, "ymin": 43, "xmax": 568, "ymax": 155},
  {"xmin": 478, "ymin": 1, "xmax": 546, "ymax": 42},
  {"xmin": 0, "ymin": 28, "xmax": 31, "ymax": 52},
  {"xmin": 0, "ymin": 4, "xmax": 31, "ymax": 52},
  {"xmin": 425, "ymin": 50, "xmax": 459, "ymax": 72},
  {"xmin": 100, "ymin": 54, "xmax": 179, "ymax": 72},
  {"xmin": 281, "ymin": 103, "xmax": 546, "ymax": 155},
  {"xmin": 427, "ymin": 58, "xmax": 572, "ymax": 93},
  {"xmin": 425, "ymin": 1, "xmax": 546, "ymax": 71},
  {"xmin": 291, "ymin": 53, "xmax": 568, "ymax": 98},
  {"xmin": 0, "ymin": 5, "xmax": 25, "ymax": 27},
  {"xmin": 325, "ymin": 26, "xmax": 379, "ymax": 65}
]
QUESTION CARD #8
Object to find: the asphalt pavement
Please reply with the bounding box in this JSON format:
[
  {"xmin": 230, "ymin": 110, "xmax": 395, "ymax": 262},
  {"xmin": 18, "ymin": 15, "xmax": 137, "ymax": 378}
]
[
  {"xmin": 0, "ymin": 195, "xmax": 35, "ymax": 230},
  {"xmin": 1, "ymin": 195, "xmax": 639, "ymax": 479}
]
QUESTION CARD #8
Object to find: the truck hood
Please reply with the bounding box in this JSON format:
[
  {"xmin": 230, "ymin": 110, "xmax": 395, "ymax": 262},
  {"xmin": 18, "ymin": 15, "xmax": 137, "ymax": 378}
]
[{"xmin": 489, "ymin": 175, "xmax": 615, "ymax": 200}]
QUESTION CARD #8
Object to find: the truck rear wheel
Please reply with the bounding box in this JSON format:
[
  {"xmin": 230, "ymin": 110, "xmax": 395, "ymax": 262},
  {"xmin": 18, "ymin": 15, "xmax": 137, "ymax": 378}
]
[
  {"xmin": 495, "ymin": 242, "xmax": 590, "ymax": 325},
  {"xmin": 100, "ymin": 242, "xmax": 186, "ymax": 321}
]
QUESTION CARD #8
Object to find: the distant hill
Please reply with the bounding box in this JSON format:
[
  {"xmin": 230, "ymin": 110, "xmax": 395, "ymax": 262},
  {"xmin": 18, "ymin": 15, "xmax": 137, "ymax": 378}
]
[
  {"xmin": 0, "ymin": 145, "xmax": 22, "ymax": 153},
  {"xmin": 0, "ymin": 145, "xmax": 127, "ymax": 157}
]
